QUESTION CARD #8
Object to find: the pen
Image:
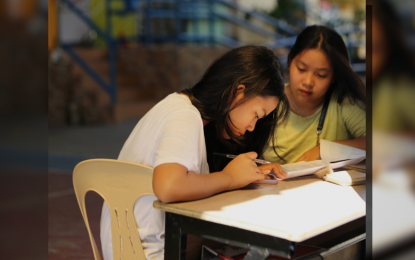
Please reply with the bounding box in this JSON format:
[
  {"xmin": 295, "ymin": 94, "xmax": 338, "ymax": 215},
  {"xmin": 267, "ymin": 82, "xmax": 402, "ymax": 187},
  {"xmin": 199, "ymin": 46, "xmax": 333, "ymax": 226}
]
[{"xmin": 213, "ymin": 152, "xmax": 271, "ymax": 164}]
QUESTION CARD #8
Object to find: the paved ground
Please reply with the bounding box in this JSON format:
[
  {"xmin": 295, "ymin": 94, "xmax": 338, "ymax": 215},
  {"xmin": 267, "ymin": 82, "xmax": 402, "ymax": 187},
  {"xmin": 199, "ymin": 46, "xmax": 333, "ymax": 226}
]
[
  {"xmin": 48, "ymin": 118, "xmax": 140, "ymax": 259},
  {"xmin": 48, "ymin": 171, "xmax": 104, "ymax": 260}
]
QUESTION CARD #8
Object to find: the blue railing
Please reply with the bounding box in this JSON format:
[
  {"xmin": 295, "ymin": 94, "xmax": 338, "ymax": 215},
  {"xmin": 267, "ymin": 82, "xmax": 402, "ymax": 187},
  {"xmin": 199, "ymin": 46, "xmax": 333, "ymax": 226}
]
[
  {"xmin": 59, "ymin": 0, "xmax": 365, "ymax": 100},
  {"xmin": 59, "ymin": 0, "xmax": 119, "ymax": 104},
  {"xmin": 59, "ymin": 0, "xmax": 302, "ymax": 102},
  {"xmin": 214, "ymin": 0, "xmax": 299, "ymax": 36},
  {"xmin": 140, "ymin": 0, "xmax": 300, "ymax": 47}
]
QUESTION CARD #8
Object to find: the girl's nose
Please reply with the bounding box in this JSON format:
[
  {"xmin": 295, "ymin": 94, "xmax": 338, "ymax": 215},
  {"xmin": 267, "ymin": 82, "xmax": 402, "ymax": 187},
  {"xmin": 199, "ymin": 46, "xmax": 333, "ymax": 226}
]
[
  {"xmin": 246, "ymin": 121, "xmax": 256, "ymax": 132},
  {"xmin": 302, "ymin": 73, "xmax": 314, "ymax": 88}
]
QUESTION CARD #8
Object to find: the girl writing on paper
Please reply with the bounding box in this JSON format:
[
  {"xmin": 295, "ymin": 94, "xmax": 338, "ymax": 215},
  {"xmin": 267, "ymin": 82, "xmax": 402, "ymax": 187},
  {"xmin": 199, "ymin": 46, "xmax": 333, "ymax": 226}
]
[
  {"xmin": 100, "ymin": 46, "xmax": 289, "ymax": 260},
  {"xmin": 263, "ymin": 25, "xmax": 366, "ymax": 164}
]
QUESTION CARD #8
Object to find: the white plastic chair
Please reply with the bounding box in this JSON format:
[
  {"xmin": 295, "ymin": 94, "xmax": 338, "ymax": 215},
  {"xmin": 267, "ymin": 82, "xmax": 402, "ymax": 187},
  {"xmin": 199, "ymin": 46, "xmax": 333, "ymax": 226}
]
[{"xmin": 73, "ymin": 159, "xmax": 154, "ymax": 260}]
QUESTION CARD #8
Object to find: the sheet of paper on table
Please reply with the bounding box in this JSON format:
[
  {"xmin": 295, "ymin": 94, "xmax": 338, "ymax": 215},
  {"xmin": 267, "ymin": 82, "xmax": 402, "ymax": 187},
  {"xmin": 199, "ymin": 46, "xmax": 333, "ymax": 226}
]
[
  {"xmin": 320, "ymin": 139, "xmax": 366, "ymax": 162},
  {"xmin": 279, "ymin": 140, "xmax": 366, "ymax": 180}
]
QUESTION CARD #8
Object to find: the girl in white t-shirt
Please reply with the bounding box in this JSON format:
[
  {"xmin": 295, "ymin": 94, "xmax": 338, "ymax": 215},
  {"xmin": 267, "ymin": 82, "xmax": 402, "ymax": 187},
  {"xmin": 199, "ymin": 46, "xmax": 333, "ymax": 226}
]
[{"xmin": 100, "ymin": 46, "xmax": 289, "ymax": 260}]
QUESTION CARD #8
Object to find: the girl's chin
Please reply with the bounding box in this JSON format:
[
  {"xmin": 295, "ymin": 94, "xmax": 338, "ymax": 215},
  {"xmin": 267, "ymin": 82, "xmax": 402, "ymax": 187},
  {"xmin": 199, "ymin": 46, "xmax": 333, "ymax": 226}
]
[
  {"xmin": 223, "ymin": 134, "xmax": 245, "ymax": 140},
  {"xmin": 222, "ymin": 130, "xmax": 245, "ymax": 140}
]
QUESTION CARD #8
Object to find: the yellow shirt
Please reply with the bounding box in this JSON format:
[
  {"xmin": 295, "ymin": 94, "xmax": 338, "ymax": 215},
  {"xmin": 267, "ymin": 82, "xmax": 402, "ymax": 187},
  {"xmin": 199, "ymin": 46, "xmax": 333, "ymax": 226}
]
[{"xmin": 263, "ymin": 93, "xmax": 366, "ymax": 164}]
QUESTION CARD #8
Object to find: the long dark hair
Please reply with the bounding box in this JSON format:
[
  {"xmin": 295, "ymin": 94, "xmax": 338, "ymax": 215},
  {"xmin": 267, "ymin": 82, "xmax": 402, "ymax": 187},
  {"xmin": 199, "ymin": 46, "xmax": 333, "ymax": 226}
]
[
  {"xmin": 288, "ymin": 25, "xmax": 366, "ymax": 105},
  {"xmin": 181, "ymin": 46, "xmax": 289, "ymax": 160}
]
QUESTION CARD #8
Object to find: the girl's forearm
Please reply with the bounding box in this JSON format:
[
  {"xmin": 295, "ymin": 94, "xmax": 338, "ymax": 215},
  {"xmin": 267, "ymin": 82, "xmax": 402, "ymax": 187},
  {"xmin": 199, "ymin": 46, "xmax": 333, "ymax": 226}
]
[
  {"xmin": 334, "ymin": 136, "xmax": 366, "ymax": 150},
  {"xmin": 153, "ymin": 164, "xmax": 232, "ymax": 203}
]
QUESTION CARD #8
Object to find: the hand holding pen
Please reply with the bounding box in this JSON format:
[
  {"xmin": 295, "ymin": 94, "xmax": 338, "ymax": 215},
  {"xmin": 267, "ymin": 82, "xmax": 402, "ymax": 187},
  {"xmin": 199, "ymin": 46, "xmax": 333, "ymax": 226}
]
[
  {"xmin": 213, "ymin": 153, "xmax": 271, "ymax": 164},
  {"xmin": 214, "ymin": 152, "xmax": 287, "ymax": 180},
  {"xmin": 219, "ymin": 152, "xmax": 266, "ymax": 189}
]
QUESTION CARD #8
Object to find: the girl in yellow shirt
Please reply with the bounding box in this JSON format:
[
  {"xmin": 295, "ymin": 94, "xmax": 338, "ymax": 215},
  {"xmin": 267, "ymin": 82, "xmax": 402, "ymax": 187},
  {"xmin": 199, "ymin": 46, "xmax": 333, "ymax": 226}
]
[{"xmin": 264, "ymin": 25, "xmax": 366, "ymax": 164}]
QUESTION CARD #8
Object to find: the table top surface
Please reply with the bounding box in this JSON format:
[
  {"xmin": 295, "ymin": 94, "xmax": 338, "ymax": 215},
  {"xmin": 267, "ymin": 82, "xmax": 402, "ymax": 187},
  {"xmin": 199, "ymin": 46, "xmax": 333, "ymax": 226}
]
[{"xmin": 154, "ymin": 175, "xmax": 366, "ymax": 242}]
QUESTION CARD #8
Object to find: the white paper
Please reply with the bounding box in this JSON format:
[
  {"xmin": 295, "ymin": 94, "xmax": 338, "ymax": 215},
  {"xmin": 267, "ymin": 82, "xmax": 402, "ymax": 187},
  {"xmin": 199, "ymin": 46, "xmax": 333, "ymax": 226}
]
[
  {"xmin": 320, "ymin": 139, "xmax": 366, "ymax": 162},
  {"xmin": 278, "ymin": 157, "xmax": 366, "ymax": 180},
  {"xmin": 280, "ymin": 160, "xmax": 330, "ymax": 179},
  {"xmin": 325, "ymin": 170, "xmax": 366, "ymax": 184},
  {"xmin": 330, "ymin": 157, "xmax": 365, "ymax": 169},
  {"xmin": 277, "ymin": 140, "xmax": 366, "ymax": 180}
]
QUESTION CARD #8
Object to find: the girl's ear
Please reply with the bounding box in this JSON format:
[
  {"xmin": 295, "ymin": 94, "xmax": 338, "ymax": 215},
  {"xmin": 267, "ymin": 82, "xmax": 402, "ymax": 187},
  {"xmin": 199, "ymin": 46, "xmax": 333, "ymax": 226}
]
[
  {"xmin": 231, "ymin": 84, "xmax": 245, "ymax": 106},
  {"xmin": 236, "ymin": 84, "xmax": 245, "ymax": 95}
]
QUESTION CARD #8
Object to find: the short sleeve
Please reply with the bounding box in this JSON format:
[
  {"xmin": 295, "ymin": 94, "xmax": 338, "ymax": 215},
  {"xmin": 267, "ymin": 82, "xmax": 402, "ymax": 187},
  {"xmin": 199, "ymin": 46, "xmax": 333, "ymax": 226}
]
[
  {"xmin": 341, "ymin": 98, "xmax": 366, "ymax": 138},
  {"xmin": 153, "ymin": 110, "xmax": 202, "ymax": 172}
]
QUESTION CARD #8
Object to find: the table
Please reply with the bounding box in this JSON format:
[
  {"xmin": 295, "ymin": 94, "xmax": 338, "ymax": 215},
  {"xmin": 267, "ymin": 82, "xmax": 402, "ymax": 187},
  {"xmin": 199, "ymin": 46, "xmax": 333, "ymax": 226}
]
[{"xmin": 154, "ymin": 175, "xmax": 366, "ymax": 259}]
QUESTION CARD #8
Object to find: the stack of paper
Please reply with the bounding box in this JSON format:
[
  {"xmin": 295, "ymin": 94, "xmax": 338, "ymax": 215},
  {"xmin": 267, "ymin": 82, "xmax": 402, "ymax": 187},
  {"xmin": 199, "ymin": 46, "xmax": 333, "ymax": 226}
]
[{"xmin": 280, "ymin": 140, "xmax": 366, "ymax": 180}]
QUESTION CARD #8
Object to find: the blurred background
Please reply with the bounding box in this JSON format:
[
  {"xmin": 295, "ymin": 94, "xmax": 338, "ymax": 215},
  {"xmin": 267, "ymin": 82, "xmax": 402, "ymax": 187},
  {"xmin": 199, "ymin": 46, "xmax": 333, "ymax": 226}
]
[
  {"xmin": 370, "ymin": 0, "xmax": 415, "ymax": 259},
  {"xmin": 0, "ymin": 0, "xmax": 48, "ymax": 260}
]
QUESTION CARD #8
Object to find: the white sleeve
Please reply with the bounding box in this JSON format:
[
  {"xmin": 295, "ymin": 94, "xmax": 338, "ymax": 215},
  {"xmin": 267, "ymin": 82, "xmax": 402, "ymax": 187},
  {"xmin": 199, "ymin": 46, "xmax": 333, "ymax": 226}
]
[{"xmin": 153, "ymin": 110, "xmax": 202, "ymax": 173}]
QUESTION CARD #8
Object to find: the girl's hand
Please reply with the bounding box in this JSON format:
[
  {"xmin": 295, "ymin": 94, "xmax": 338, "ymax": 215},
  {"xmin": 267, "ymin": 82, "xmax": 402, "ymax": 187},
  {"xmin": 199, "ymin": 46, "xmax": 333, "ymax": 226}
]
[
  {"xmin": 257, "ymin": 163, "xmax": 287, "ymax": 179},
  {"xmin": 295, "ymin": 146, "xmax": 320, "ymax": 162},
  {"xmin": 221, "ymin": 152, "xmax": 265, "ymax": 190}
]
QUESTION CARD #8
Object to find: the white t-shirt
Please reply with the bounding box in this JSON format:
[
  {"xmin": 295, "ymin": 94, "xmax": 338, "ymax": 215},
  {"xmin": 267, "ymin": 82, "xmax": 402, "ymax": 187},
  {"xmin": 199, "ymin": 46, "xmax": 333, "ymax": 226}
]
[{"xmin": 100, "ymin": 93, "xmax": 209, "ymax": 260}]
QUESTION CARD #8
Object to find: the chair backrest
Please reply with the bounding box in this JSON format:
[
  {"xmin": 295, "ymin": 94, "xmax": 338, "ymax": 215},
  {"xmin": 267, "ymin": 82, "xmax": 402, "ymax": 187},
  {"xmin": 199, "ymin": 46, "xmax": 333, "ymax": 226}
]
[{"xmin": 73, "ymin": 159, "xmax": 154, "ymax": 260}]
